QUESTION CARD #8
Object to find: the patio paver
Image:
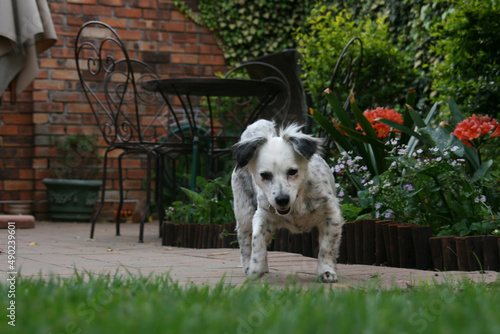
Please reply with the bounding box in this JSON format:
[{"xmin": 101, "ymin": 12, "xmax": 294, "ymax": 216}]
[{"xmin": 1, "ymin": 221, "xmax": 498, "ymax": 288}]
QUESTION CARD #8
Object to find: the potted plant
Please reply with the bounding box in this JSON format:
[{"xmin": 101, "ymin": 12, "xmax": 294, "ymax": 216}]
[{"xmin": 43, "ymin": 133, "xmax": 103, "ymax": 222}]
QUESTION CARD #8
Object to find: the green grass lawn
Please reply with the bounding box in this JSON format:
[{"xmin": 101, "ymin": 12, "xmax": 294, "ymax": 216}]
[{"xmin": 2, "ymin": 272, "xmax": 499, "ymax": 334}]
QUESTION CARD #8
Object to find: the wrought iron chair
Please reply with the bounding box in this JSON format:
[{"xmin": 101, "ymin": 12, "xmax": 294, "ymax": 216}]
[
  {"xmin": 223, "ymin": 52, "xmax": 296, "ymax": 129},
  {"xmin": 188, "ymin": 56, "xmax": 293, "ymax": 177},
  {"xmin": 319, "ymin": 37, "xmax": 363, "ymax": 152},
  {"xmin": 243, "ymin": 49, "xmax": 308, "ymax": 126},
  {"xmin": 75, "ymin": 21, "xmax": 188, "ymax": 242}
]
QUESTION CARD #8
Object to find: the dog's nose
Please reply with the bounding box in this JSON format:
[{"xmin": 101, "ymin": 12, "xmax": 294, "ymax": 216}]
[{"xmin": 275, "ymin": 195, "xmax": 290, "ymax": 207}]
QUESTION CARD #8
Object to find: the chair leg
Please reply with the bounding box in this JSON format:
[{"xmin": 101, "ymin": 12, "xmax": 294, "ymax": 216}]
[
  {"xmin": 139, "ymin": 151, "xmax": 153, "ymax": 243},
  {"xmin": 171, "ymin": 156, "xmax": 178, "ymax": 202},
  {"xmin": 155, "ymin": 154, "xmax": 165, "ymax": 238},
  {"xmin": 90, "ymin": 149, "xmax": 111, "ymax": 239},
  {"xmin": 190, "ymin": 136, "xmax": 199, "ymax": 191},
  {"xmin": 116, "ymin": 151, "xmax": 127, "ymax": 237}
]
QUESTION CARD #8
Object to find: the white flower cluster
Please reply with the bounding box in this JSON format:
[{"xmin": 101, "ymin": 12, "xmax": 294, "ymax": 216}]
[{"xmin": 330, "ymin": 151, "xmax": 371, "ymax": 202}]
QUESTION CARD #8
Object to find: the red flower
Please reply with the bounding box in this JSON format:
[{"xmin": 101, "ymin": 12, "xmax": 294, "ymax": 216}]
[
  {"xmin": 452, "ymin": 114, "xmax": 499, "ymax": 147},
  {"xmin": 356, "ymin": 107, "xmax": 403, "ymax": 139},
  {"xmin": 491, "ymin": 125, "xmax": 500, "ymax": 138}
]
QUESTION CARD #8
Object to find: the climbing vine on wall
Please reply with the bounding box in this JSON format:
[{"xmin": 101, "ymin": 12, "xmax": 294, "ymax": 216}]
[{"xmin": 174, "ymin": 0, "xmax": 315, "ymax": 65}]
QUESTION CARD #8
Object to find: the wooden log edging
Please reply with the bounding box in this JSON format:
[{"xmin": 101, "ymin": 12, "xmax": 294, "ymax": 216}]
[
  {"xmin": 431, "ymin": 235, "xmax": 500, "ymax": 272},
  {"xmin": 162, "ymin": 222, "xmax": 238, "ymax": 249},
  {"xmin": 274, "ymin": 220, "xmax": 498, "ymax": 272},
  {"xmin": 161, "ymin": 220, "xmax": 499, "ymax": 272}
]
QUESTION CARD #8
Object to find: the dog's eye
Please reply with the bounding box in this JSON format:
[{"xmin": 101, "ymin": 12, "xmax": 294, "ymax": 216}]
[
  {"xmin": 288, "ymin": 169, "xmax": 298, "ymax": 176},
  {"xmin": 260, "ymin": 172, "xmax": 272, "ymax": 181}
]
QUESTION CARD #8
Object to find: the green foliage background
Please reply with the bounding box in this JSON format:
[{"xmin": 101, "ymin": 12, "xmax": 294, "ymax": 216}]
[
  {"xmin": 174, "ymin": 0, "xmax": 499, "ymax": 117},
  {"xmin": 295, "ymin": 5, "xmax": 415, "ymax": 111},
  {"xmin": 174, "ymin": 0, "xmax": 315, "ymax": 65},
  {"xmin": 430, "ymin": 0, "xmax": 500, "ymax": 118}
]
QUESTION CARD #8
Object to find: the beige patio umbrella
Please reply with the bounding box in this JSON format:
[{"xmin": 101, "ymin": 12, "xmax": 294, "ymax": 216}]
[{"xmin": 0, "ymin": 0, "xmax": 57, "ymax": 103}]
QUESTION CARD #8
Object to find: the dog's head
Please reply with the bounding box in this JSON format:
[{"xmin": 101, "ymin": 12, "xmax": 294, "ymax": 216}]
[{"xmin": 233, "ymin": 122, "xmax": 323, "ymax": 215}]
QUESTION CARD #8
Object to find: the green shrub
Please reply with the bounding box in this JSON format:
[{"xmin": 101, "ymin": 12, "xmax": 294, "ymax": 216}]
[
  {"xmin": 295, "ymin": 5, "xmax": 416, "ymax": 112},
  {"xmin": 331, "ymin": 0, "xmax": 450, "ymax": 108},
  {"xmin": 326, "ymin": 96, "xmax": 500, "ymax": 236},
  {"xmin": 165, "ymin": 175, "xmax": 235, "ymax": 225},
  {"xmin": 430, "ymin": 0, "xmax": 500, "ymax": 118},
  {"xmin": 175, "ymin": 0, "xmax": 315, "ymax": 65}
]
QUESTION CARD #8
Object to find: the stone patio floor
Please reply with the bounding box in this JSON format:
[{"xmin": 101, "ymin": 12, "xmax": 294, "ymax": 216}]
[{"xmin": 1, "ymin": 221, "xmax": 498, "ymax": 289}]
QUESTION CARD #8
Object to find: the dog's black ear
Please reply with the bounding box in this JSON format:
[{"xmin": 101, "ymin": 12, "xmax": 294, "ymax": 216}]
[
  {"xmin": 288, "ymin": 136, "xmax": 321, "ymax": 160},
  {"xmin": 232, "ymin": 137, "xmax": 267, "ymax": 169}
]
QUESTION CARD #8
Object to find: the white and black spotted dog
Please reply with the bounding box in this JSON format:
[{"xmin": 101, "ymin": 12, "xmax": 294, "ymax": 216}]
[{"xmin": 231, "ymin": 120, "xmax": 344, "ymax": 283}]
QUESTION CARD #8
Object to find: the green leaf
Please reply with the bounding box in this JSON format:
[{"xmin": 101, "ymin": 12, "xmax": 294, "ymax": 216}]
[
  {"xmin": 406, "ymin": 104, "xmax": 426, "ymax": 128},
  {"xmin": 424, "ymin": 102, "xmax": 439, "ymax": 125},
  {"xmin": 401, "ymin": 90, "xmax": 416, "ymax": 144},
  {"xmin": 180, "ymin": 187, "xmax": 204, "ymax": 205},
  {"xmin": 351, "ymin": 99, "xmax": 387, "ymax": 174},
  {"xmin": 334, "ymin": 124, "xmax": 385, "ymax": 175},
  {"xmin": 350, "ymin": 99, "xmax": 378, "ymax": 140},
  {"xmin": 406, "ymin": 89, "xmax": 416, "ymax": 109},
  {"xmin": 357, "ymin": 189, "xmax": 374, "ymax": 209},
  {"xmin": 378, "ymin": 119, "xmax": 425, "ymax": 142},
  {"xmin": 448, "ymin": 97, "xmax": 465, "ymax": 125},
  {"xmin": 463, "ymin": 145, "xmax": 480, "ymax": 170},
  {"xmin": 310, "ymin": 109, "xmax": 354, "ymax": 152},
  {"xmin": 472, "ymin": 160, "xmax": 493, "ymax": 181},
  {"xmin": 324, "ymin": 90, "xmax": 354, "ymax": 129},
  {"xmin": 419, "ymin": 126, "xmax": 464, "ymax": 155},
  {"xmin": 336, "ymin": 124, "xmax": 386, "ymax": 149},
  {"xmin": 417, "ymin": 163, "xmax": 453, "ymax": 178}
]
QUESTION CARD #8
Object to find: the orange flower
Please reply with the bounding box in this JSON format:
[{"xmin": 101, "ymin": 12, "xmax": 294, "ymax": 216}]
[
  {"xmin": 356, "ymin": 107, "xmax": 403, "ymax": 139},
  {"xmin": 452, "ymin": 114, "xmax": 499, "ymax": 147},
  {"xmin": 491, "ymin": 125, "xmax": 500, "ymax": 138}
]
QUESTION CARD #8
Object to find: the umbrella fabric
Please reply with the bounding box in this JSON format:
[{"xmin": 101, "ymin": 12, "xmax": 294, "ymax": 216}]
[{"xmin": 0, "ymin": 0, "xmax": 57, "ymax": 101}]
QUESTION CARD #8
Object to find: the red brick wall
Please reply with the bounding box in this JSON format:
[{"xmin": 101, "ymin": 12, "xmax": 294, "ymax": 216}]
[
  {"xmin": 0, "ymin": 90, "xmax": 35, "ymax": 206},
  {"xmin": 0, "ymin": 0, "xmax": 225, "ymax": 219}
]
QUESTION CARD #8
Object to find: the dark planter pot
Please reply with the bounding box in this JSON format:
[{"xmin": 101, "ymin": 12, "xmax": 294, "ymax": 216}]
[
  {"xmin": 43, "ymin": 178, "xmax": 102, "ymax": 222},
  {"xmin": 162, "ymin": 222, "xmax": 237, "ymax": 249}
]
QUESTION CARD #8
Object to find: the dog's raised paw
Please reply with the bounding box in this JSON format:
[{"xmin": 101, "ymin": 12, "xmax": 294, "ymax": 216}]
[{"xmin": 318, "ymin": 271, "xmax": 338, "ymax": 283}]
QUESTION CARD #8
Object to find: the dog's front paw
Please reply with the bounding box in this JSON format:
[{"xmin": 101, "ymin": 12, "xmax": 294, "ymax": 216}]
[
  {"xmin": 318, "ymin": 271, "xmax": 338, "ymax": 283},
  {"xmin": 247, "ymin": 261, "xmax": 267, "ymax": 280},
  {"xmin": 248, "ymin": 270, "xmax": 265, "ymax": 280}
]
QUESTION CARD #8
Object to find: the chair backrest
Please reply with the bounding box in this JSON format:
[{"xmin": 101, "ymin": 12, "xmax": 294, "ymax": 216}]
[
  {"xmin": 74, "ymin": 21, "xmax": 167, "ymax": 145},
  {"xmin": 320, "ymin": 37, "xmax": 363, "ymax": 153},
  {"xmin": 246, "ymin": 49, "xmax": 308, "ymax": 126},
  {"xmin": 223, "ymin": 53, "xmax": 294, "ymax": 133},
  {"xmin": 325, "ymin": 37, "xmax": 363, "ymax": 115}
]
